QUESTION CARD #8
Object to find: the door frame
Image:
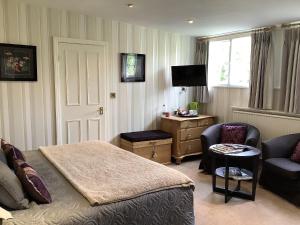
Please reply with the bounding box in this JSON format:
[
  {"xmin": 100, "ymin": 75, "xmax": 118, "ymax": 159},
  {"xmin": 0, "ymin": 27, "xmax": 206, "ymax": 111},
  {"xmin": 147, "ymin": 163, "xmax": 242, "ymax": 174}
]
[{"xmin": 53, "ymin": 37, "xmax": 109, "ymax": 145}]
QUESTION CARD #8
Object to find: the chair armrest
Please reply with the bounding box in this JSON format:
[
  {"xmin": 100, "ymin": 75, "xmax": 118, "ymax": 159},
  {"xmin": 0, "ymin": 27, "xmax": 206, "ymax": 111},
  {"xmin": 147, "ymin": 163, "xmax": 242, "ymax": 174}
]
[
  {"xmin": 245, "ymin": 126, "xmax": 260, "ymax": 147},
  {"xmin": 201, "ymin": 124, "xmax": 222, "ymax": 155},
  {"xmin": 262, "ymin": 134, "xmax": 300, "ymax": 160}
]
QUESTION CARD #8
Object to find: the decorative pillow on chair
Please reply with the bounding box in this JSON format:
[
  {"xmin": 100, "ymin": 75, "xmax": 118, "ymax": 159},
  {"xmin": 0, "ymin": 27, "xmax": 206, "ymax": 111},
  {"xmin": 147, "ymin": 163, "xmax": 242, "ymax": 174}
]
[
  {"xmin": 15, "ymin": 160, "xmax": 52, "ymax": 204},
  {"xmin": 221, "ymin": 125, "xmax": 247, "ymax": 144},
  {"xmin": 291, "ymin": 141, "xmax": 300, "ymax": 163}
]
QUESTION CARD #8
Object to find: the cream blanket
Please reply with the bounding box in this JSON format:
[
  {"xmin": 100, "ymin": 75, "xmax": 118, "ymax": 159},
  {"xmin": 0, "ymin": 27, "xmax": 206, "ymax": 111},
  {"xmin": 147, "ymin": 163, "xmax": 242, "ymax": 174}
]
[{"xmin": 40, "ymin": 141, "xmax": 194, "ymax": 206}]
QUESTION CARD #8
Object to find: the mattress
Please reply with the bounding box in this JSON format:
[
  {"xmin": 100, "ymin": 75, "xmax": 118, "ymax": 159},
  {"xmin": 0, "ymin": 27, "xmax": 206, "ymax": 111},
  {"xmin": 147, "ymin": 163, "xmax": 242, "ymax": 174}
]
[{"xmin": 4, "ymin": 150, "xmax": 195, "ymax": 225}]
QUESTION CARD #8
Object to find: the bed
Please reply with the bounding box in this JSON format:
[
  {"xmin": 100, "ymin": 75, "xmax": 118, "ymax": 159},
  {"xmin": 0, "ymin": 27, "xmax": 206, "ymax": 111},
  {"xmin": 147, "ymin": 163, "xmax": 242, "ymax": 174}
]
[{"xmin": 4, "ymin": 141, "xmax": 195, "ymax": 225}]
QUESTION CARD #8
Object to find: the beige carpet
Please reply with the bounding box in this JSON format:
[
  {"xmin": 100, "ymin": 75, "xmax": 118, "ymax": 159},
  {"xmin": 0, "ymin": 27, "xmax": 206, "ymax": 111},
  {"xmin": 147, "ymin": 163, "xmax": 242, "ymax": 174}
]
[{"xmin": 168, "ymin": 159, "xmax": 300, "ymax": 225}]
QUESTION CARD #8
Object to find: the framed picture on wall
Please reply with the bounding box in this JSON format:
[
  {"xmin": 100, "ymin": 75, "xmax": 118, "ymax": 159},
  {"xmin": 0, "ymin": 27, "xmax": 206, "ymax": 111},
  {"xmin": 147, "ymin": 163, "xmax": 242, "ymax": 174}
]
[
  {"xmin": 121, "ymin": 53, "xmax": 145, "ymax": 82},
  {"xmin": 0, "ymin": 43, "xmax": 37, "ymax": 81}
]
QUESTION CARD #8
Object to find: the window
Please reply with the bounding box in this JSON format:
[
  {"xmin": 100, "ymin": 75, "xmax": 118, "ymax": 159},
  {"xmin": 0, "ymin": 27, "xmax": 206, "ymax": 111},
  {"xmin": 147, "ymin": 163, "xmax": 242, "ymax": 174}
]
[{"xmin": 208, "ymin": 36, "xmax": 251, "ymax": 87}]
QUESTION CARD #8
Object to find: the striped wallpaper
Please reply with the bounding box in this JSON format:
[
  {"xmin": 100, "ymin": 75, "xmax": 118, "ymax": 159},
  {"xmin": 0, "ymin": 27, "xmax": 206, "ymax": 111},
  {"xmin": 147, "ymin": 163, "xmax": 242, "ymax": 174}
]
[{"xmin": 0, "ymin": 0, "xmax": 195, "ymax": 150}]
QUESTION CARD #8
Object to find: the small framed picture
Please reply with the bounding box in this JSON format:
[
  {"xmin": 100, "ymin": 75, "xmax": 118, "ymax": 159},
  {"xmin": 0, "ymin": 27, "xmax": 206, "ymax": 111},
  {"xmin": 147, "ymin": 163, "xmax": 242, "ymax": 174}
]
[
  {"xmin": 121, "ymin": 53, "xmax": 145, "ymax": 82},
  {"xmin": 0, "ymin": 43, "xmax": 37, "ymax": 81}
]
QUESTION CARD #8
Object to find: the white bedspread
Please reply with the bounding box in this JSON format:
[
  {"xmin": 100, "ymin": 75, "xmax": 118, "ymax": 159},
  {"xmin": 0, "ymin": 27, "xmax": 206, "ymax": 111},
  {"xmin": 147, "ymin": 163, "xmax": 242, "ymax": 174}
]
[{"xmin": 40, "ymin": 141, "xmax": 194, "ymax": 206}]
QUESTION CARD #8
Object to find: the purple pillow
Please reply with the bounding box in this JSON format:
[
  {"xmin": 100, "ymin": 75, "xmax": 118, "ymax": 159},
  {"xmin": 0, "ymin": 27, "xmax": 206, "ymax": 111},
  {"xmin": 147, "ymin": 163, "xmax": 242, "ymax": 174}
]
[
  {"xmin": 0, "ymin": 138, "xmax": 9, "ymax": 150},
  {"xmin": 15, "ymin": 160, "xmax": 52, "ymax": 204},
  {"xmin": 13, "ymin": 159, "xmax": 32, "ymax": 171},
  {"xmin": 221, "ymin": 125, "xmax": 247, "ymax": 144},
  {"xmin": 1, "ymin": 143, "xmax": 25, "ymax": 169},
  {"xmin": 291, "ymin": 142, "xmax": 300, "ymax": 163}
]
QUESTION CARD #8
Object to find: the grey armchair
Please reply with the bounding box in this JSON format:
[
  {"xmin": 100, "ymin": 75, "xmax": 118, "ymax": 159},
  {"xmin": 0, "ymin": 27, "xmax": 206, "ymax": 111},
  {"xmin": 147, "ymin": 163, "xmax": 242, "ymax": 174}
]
[
  {"xmin": 259, "ymin": 133, "xmax": 300, "ymax": 206},
  {"xmin": 199, "ymin": 122, "xmax": 260, "ymax": 173}
]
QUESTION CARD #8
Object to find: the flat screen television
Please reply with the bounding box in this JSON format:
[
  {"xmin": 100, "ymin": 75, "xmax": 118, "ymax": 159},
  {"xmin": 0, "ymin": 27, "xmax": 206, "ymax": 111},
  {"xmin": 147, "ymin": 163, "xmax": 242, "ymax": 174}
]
[{"xmin": 171, "ymin": 65, "xmax": 207, "ymax": 87}]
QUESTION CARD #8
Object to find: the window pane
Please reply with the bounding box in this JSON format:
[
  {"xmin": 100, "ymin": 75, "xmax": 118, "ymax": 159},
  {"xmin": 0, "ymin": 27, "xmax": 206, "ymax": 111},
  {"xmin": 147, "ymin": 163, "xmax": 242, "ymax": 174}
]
[
  {"xmin": 208, "ymin": 40, "xmax": 230, "ymax": 86},
  {"xmin": 229, "ymin": 36, "xmax": 251, "ymax": 87}
]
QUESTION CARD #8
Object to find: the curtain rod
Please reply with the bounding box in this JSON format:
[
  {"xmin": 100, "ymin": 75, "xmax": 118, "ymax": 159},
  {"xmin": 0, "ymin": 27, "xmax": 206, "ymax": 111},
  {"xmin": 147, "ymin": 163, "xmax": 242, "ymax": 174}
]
[
  {"xmin": 198, "ymin": 20, "xmax": 300, "ymax": 40},
  {"xmin": 198, "ymin": 27, "xmax": 272, "ymax": 40},
  {"xmin": 281, "ymin": 21, "xmax": 300, "ymax": 28}
]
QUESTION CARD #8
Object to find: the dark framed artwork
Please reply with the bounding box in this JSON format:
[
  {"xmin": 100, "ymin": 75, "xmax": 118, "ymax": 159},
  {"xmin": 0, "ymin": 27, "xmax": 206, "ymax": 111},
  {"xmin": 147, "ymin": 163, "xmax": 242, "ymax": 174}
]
[
  {"xmin": 0, "ymin": 43, "xmax": 37, "ymax": 81},
  {"xmin": 121, "ymin": 53, "xmax": 145, "ymax": 82}
]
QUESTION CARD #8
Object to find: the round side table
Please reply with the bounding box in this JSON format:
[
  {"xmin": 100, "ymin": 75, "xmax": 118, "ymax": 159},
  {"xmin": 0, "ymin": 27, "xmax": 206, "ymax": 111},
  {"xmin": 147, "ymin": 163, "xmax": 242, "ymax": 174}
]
[{"xmin": 209, "ymin": 144, "xmax": 261, "ymax": 203}]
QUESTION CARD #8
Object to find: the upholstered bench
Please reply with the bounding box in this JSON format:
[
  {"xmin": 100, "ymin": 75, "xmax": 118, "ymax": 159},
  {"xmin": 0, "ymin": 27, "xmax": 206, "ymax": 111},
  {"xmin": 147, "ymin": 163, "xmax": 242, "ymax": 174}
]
[{"xmin": 120, "ymin": 130, "xmax": 172, "ymax": 164}]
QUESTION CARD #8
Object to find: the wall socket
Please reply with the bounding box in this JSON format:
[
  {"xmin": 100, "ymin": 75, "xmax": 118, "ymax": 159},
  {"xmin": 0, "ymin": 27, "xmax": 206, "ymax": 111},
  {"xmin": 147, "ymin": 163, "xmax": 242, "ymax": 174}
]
[{"xmin": 110, "ymin": 92, "xmax": 116, "ymax": 98}]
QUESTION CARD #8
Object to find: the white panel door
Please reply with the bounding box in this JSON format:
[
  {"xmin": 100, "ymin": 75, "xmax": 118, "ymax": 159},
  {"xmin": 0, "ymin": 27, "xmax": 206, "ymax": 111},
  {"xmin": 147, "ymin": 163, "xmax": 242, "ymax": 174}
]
[{"xmin": 54, "ymin": 38, "xmax": 107, "ymax": 144}]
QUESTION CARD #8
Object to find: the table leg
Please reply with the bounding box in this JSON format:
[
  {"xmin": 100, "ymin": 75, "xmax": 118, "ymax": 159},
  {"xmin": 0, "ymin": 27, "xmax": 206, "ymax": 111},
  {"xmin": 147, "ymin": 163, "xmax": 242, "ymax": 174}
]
[
  {"xmin": 251, "ymin": 156, "xmax": 259, "ymax": 200},
  {"xmin": 236, "ymin": 180, "xmax": 241, "ymax": 191},
  {"xmin": 224, "ymin": 158, "xmax": 229, "ymax": 203},
  {"xmin": 212, "ymin": 155, "xmax": 216, "ymax": 192},
  {"xmin": 175, "ymin": 158, "xmax": 181, "ymax": 165}
]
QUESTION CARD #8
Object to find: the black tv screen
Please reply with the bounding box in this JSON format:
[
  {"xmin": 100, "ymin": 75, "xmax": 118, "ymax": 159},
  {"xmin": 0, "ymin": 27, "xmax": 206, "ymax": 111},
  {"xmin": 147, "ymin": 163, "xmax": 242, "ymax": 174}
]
[{"xmin": 171, "ymin": 65, "xmax": 207, "ymax": 87}]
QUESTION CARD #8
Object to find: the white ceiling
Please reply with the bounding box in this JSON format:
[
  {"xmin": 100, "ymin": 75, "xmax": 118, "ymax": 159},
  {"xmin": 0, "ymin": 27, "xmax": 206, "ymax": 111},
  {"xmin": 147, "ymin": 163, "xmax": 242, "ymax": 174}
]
[{"xmin": 23, "ymin": 0, "xmax": 300, "ymax": 36}]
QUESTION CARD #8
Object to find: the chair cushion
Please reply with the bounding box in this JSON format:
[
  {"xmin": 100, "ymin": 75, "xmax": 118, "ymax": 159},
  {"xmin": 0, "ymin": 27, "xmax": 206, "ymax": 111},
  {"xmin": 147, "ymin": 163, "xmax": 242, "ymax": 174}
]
[
  {"xmin": 265, "ymin": 158, "xmax": 300, "ymax": 180},
  {"xmin": 15, "ymin": 160, "xmax": 52, "ymax": 204},
  {"xmin": 220, "ymin": 125, "xmax": 247, "ymax": 144},
  {"xmin": 291, "ymin": 141, "xmax": 300, "ymax": 163},
  {"xmin": 120, "ymin": 130, "xmax": 172, "ymax": 142}
]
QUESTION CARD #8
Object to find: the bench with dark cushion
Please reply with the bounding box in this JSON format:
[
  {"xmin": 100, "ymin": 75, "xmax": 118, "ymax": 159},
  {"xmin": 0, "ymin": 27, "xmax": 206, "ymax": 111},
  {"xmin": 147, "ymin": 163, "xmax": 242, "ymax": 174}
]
[
  {"xmin": 120, "ymin": 130, "xmax": 172, "ymax": 142},
  {"xmin": 120, "ymin": 130, "xmax": 173, "ymax": 164},
  {"xmin": 259, "ymin": 133, "xmax": 300, "ymax": 206}
]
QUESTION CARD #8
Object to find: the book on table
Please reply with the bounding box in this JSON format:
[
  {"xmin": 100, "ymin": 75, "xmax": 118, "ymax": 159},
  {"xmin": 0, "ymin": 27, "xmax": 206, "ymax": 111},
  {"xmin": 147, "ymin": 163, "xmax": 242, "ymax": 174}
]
[
  {"xmin": 210, "ymin": 144, "xmax": 245, "ymax": 154},
  {"xmin": 215, "ymin": 167, "xmax": 253, "ymax": 180}
]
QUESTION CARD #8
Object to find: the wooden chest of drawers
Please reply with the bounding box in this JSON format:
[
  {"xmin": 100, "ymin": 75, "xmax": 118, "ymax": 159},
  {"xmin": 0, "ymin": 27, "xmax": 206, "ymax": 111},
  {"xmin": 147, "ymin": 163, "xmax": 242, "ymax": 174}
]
[
  {"xmin": 160, "ymin": 115, "xmax": 215, "ymax": 164},
  {"xmin": 120, "ymin": 138, "xmax": 172, "ymax": 164}
]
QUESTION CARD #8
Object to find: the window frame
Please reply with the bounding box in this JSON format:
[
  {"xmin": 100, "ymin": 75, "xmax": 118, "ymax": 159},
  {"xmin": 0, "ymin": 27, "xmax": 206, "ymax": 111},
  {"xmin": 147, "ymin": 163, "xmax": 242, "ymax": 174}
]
[{"xmin": 208, "ymin": 34, "xmax": 251, "ymax": 89}]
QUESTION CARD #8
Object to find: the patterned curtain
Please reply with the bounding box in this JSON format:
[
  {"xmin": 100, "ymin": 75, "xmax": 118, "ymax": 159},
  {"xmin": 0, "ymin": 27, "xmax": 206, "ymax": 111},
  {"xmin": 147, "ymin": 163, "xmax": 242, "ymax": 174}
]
[
  {"xmin": 279, "ymin": 27, "xmax": 300, "ymax": 114},
  {"xmin": 248, "ymin": 30, "xmax": 273, "ymax": 109},
  {"xmin": 194, "ymin": 39, "xmax": 209, "ymax": 103}
]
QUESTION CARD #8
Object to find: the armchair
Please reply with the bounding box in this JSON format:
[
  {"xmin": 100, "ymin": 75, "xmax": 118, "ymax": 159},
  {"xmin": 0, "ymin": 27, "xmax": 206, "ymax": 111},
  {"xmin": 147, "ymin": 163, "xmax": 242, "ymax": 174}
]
[
  {"xmin": 259, "ymin": 133, "xmax": 300, "ymax": 206},
  {"xmin": 199, "ymin": 122, "xmax": 260, "ymax": 173}
]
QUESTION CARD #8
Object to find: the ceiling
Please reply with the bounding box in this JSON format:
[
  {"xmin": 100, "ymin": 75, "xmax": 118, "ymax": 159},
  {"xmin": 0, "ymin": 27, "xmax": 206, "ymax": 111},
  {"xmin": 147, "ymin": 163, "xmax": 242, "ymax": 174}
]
[{"xmin": 23, "ymin": 0, "xmax": 300, "ymax": 36}]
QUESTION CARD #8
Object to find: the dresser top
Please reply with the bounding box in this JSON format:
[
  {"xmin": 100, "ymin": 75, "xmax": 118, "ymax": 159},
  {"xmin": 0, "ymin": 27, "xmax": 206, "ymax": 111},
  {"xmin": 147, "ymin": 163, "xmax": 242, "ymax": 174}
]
[{"xmin": 161, "ymin": 115, "xmax": 215, "ymax": 121}]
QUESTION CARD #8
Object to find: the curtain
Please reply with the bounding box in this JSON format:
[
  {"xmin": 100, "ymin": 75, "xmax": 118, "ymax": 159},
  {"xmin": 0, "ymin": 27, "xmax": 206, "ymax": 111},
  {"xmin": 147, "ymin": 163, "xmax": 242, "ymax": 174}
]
[
  {"xmin": 194, "ymin": 39, "xmax": 209, "ymax": 103},
  {"xmin": 279, "ymin": 27, "xmax": 300, "ymax": 114},
  {"xmin": 248, "ymin": 31, "xmax": 273, "ymax": 109}
]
